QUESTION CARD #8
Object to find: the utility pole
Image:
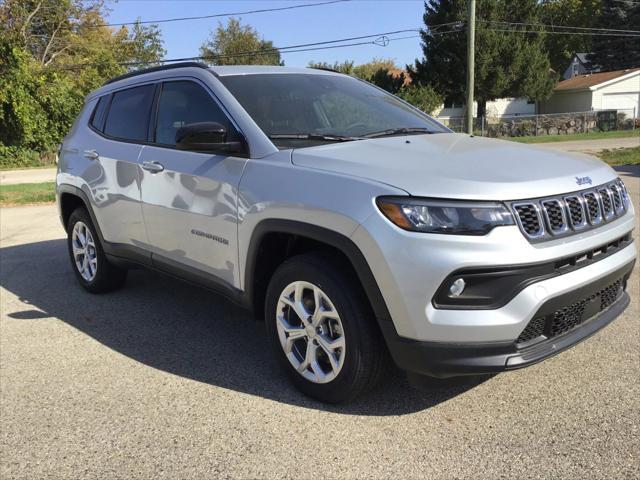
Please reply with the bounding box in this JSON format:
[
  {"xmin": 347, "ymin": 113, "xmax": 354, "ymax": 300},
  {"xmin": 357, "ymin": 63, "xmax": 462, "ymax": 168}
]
[{"xmin": 466, "ymin": 0, "xmax": 476, "ymax": 135}]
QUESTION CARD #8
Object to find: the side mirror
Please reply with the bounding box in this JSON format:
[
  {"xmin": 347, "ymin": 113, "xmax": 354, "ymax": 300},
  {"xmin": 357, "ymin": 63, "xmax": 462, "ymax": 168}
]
[{"xmin": 175, "ymin": 122, "xmax": 245, "ymax": 154}]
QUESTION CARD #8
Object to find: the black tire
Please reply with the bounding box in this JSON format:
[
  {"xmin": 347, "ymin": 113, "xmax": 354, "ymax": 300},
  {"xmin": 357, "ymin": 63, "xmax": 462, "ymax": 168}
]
[
  {"xmin": 265, "ymin": 252, "xmax": 388, "ymax": 403},
  {"xmin": 66, "ymin": 207, "xmax": 127, "ymax": 293}
]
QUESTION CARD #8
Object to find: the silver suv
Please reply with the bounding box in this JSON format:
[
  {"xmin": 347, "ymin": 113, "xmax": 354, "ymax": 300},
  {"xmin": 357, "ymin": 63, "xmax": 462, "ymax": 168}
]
[{"xmin": 57, "ymin": 63, "xmax": 636, "ymax": 403}]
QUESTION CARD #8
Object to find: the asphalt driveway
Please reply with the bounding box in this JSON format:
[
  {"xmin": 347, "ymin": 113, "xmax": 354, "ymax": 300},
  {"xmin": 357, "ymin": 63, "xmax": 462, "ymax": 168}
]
[{"xmin": 0, "ymin": 167, "xmax": 638, "ymax": 479}]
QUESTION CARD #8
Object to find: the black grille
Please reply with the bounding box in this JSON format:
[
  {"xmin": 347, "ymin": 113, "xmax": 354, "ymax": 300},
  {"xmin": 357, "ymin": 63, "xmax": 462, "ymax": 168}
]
[
  {"xmin": 517, "ymin": 278, "xmax": 624, "ymax": 346},
  {"xmin": 598, "ymin": 188, "xmax": 613, "ymax": 217},
  {"xmin": 542, "ymin": 200, "xmax": 565, "ymax": 232},
  {"xmin": 583, "ymin": 193, "xmax": 601, "ymax": 222},
  {"xmin": 516, "ymin": 316, "xmax": 545, "ymax": 344},
  {"xmin": 514, "ymin": 204, "xmax": 542, "ymax": 235},
  {"xmin": 565, "ymin": 196, "xmax": 584, "ymax": 226}
]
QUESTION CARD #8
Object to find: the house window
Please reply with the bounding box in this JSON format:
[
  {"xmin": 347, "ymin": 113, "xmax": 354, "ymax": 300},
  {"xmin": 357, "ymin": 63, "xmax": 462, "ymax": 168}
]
[
  {"xmin": 572, "ymin": 62, "xmax": 579, "ymax": 77},
  {"xmin": 444, "ymin": 99, "xmax": 462, "ymax": 109}
]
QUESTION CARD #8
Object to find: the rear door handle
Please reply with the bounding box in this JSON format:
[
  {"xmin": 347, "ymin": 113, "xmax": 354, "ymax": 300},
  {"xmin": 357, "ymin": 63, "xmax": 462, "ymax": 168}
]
[
  {"xmin": 83, "ymin": 149, "xmax": 99, "ymax": 160},
  {"xmin": 142, "ymin": 161, "xmax": 165, "ymax": 173}
]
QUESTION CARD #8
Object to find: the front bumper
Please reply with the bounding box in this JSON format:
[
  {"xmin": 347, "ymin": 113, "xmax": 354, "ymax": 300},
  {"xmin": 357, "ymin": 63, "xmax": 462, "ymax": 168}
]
[
  {"xmin": 353, "ymin": 203, "xmax": 636, "ymax": 343},
  {"xmin": 381, "ymin": 260, "xmax": 634, "ymax": 377}
]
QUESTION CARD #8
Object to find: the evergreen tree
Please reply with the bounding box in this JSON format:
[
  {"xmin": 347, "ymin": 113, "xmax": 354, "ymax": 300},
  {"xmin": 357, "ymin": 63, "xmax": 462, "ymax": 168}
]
[
  {"xmin": 587, "ymin": 0, "xmax": 640, "ymax": 71},
  {"xmin": 411, "ymin": 0, "xmax": 555, "ymax": 117}
]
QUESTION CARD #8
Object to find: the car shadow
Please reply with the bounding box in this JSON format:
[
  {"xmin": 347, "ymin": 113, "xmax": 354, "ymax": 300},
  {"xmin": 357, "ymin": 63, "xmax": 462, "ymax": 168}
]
[
  {"xmin": 0, "ymin": 239, "xmax": 490, "ymax": 416},
  {"xmin": 614, "ymin": 164, "xmax": 639, "ymax": 178}
]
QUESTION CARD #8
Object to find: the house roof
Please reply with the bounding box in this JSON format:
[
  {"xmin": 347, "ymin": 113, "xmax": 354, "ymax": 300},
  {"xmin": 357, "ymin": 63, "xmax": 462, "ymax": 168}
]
[
  {"xmin": 555, "ymin": 68, "xmax": 640, "ymax": 91},
  {"xmin": 574, "ymin": 53, "xmax": 589, "ymax": 65}
]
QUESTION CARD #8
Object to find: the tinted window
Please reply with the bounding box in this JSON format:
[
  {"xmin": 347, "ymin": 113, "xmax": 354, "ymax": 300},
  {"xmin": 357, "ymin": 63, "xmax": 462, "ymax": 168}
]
[
  {"xmin": 90, "ymin": 95, "xmax": 109, "ymax": 132},
  {"xmin": 219, "ymin": 74, "xmax": 447, "ymax": 147},
  {"xmin": 104, "ymin": 85, "xmax": 155, "ymax": 142},
  {"xmin": 155, "ymin": 81, "xmax": 238, "ymax": 146}
]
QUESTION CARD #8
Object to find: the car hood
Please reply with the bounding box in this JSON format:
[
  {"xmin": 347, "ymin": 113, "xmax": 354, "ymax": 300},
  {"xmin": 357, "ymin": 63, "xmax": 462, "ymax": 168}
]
[{"xmin": 291, "ymin": 133, "xmax": 617, "ymax": 201}]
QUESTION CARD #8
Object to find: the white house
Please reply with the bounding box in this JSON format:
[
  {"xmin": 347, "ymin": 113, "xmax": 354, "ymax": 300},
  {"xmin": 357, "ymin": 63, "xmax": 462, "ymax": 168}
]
[
  {"xmin": 436, "ymin": 97, "xmax": 535, "ymax": 119},
  {"xmin": 539, "ymin": 68, "xmax": 640, "ymax": 115}
]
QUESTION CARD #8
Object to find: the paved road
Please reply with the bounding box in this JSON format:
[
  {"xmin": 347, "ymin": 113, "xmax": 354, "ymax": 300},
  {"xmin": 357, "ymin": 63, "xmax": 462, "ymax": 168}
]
[
  {"xmin": 0, "ymin": 168, "xmax": 57, "ymax": 185},
  {"xmin": 534, "ymin": 135, "xmax": 639, "ymax": 154},
  {"xmin": 1, "ymin": 167, "xmax": 639, "ymax": 479}
]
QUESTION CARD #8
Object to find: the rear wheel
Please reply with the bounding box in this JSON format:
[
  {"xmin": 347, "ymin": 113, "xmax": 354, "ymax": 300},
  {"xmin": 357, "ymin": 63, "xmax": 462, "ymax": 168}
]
[
  {"xmin": 66, "ymin": 207, "xmax": 127, "ymax": 293},
  {"xmin": 265, "ymin": 253, "xmax": 388, "ymax": 403}
]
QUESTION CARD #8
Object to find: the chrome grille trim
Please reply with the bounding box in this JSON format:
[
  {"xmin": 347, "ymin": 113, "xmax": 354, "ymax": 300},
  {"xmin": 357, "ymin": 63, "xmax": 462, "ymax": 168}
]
[
  {"xmin": 610, "ymin": 184, "xmax": 624, "ymax": 214},
  {"xmin": 598, "ymin": 187, "xmax": 615, "ymax": 220},
  {"xmin": 512, "ymin": 202, "xmax": 545, "ymax": 239},
  {"xmin": 563, "ymin": 195, "xmax": 588, "ymax": 230},
  {"xmin": 511, "ymin": 180, "xmax": 628, "ymax": 242},
  {"xmin": 583, "ymin": 191, "xmax": 603, "ymax": 225},
  {"xmin": 541, "ymin": 199, "xmax": 569, "ymax": 234}
]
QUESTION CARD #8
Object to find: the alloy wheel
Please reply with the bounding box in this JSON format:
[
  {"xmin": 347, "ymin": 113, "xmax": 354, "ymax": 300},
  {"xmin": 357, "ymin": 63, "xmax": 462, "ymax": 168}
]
[
  {"xmin": 71, "ymin": 221, "xmax": 98, "ymax": 282},
  {"xmin": 276, "ymin": 281, "xmax": 346, "ymax": 384}
]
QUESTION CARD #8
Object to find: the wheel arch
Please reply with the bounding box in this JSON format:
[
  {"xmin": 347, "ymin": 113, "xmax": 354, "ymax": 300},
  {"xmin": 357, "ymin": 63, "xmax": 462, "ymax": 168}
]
[
  {"xmin": 244, "ymin": 219, "xmax": 393, "ymax": 327},
  {"xmin": 58, "ymin": 184, "xmax": 106, "ymax": 243}
]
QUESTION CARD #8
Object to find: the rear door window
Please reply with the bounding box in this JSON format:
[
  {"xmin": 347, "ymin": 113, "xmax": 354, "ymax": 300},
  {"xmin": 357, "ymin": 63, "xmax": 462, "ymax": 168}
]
[
  {"xmin": 104, "ymin": 84, "xmax": 155, "ymax": 142},
  {"xmin": 154, "ymin": 80, "xmax": 239, "ymax": 146}
]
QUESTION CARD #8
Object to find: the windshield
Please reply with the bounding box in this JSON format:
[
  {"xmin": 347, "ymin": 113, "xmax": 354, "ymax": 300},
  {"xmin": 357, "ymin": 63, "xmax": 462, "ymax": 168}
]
[{"xmin": 219, "ymin": 73, "xmax": 449, "ymax": 148}]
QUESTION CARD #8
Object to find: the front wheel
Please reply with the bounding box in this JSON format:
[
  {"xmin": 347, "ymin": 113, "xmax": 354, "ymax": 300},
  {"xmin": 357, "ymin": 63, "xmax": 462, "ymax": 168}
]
[{"xmin": 265, "ymin": 253, "xmax": 388, "ymax": 403}]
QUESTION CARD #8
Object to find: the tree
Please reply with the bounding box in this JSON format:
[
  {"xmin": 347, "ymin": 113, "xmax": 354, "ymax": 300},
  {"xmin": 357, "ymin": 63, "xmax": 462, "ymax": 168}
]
[
  {"xmin": 397, "ymin": 85, "xmax": 443, "ymax": 114},
  {"xmin": 539, "ymin": 0, "xmax": 600, "ymax": 74},
  {"xmin": 411, "ymin": 0, "xmax": 555, "ymax": 117},
  {"xmin": 308, "ymin": 58, "xmax": 407, "ymax": 93},
  {"xmin": 0, "ymin": 0, "xmax": 165, "ymax": 163},
  {"xmin": 587, "ymin": 0, "xmax": 640, "ymax": 71},
  {"xmin": 307, "ymin": 60, "xmax": 355, "ymax": 74},
  {"xmin": 200, "ymin": 18, "xmax": 282, "ymax": 66}
]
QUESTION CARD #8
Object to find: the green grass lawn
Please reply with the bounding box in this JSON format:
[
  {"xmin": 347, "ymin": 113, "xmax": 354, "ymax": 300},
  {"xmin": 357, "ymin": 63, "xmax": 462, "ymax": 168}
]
[
  {"xmin": 0, "ymin": 182, "xmax": 55, "ymax": 205},
  {"xmin": 510, "ymin": 129, "xmax": 639, "ymax": 144},
  {"xmin": 597, "ymin": 146, "xmax": 640, "ymax": 166}
]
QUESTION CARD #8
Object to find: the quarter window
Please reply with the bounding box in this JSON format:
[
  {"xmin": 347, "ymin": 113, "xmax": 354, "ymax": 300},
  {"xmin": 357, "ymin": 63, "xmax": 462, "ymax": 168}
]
[
  {"xmin": 90, "ymin": 95, "xmax": 110, "ymax": 132},
  {"xmin": 155, "ymin": 81, "xmax": 238, "ymax": 146},
  {"xmin": 103, "ymin": 85, "xmax": 155, "ymax": 142}
]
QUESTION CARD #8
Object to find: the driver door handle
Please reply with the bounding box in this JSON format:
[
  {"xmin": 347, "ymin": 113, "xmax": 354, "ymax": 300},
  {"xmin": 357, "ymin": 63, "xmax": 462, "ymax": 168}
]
[
  {"xmin": 83, "ymin": 149, "xmax": 99, "ymax": 160},
  {"xmin": 142, "ymin": 161, "xmax": 165, "ymax": 173}
]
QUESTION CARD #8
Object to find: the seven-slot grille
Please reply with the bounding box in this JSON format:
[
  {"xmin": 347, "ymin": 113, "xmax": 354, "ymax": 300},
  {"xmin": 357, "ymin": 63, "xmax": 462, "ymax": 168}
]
[{"xmin": 511, "ymin": 180, "xmax": 628, "ymax": 242}]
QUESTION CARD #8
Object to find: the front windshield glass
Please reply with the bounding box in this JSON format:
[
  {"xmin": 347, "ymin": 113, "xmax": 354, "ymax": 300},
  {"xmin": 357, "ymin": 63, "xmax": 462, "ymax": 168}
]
[{"xmin": 219, "ymin": 73, "xmax": 449, "ymax": 148}]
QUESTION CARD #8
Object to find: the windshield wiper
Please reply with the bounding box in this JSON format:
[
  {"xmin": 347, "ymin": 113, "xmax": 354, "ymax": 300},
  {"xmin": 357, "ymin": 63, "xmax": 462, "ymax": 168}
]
[
  {"xmin": 268, "ymin": 133, "xmax": 362, "ymax": 142},
  {"xmin": 361, "ymin": 127, "xmax": 435, "ymax": 138}
]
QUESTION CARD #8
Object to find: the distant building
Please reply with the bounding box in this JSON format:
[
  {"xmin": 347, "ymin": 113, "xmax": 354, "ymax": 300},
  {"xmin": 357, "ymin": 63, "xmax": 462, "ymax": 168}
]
[
  {"xmin": 539, "ymin": 68, "xmax": 640, "ymax": 115},
  {"xmin": 562, "ymin": 53, "xmax": 600, "ymax": 80}
]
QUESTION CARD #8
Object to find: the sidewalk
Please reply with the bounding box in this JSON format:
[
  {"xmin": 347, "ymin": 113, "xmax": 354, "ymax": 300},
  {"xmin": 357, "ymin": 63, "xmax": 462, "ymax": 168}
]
[
  {"xmin": 0, "ymin": 168, "xmax": 56, "ymax": 185},
  {"xmin": 534, "ymin": 136, "xmax": 639, "ymax": 154}
]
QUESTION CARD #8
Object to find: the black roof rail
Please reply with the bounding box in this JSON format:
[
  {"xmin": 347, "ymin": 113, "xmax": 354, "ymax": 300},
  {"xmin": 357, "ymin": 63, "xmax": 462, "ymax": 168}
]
[
  {"xmin": 103, "ymin": 62, "xmax": 211, "ymax": 86},
  {"xmin": 309, "ymin": 66, "xmax": 341, "ymax": 74}
]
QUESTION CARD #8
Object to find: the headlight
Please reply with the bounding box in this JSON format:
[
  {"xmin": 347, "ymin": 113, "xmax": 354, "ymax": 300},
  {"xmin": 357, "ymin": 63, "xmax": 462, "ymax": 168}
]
[{"xmin": 376, "ymin": 197, "xmax": 515, "ymax": 235}]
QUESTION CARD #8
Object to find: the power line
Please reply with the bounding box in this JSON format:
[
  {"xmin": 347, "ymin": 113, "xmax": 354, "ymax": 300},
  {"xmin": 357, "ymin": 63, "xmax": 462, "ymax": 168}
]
[
  {"xmin": 59, "ymin": 28, "xmax": 438, "ymax": 69},
  {"xmin": 84, "ymin": 0, "xmax": 352, "ymax": 28},
  {"xmin": 485, "ymin": 28, "xmax": 640, "ymax": 37},
  {"xmin": 481, "ymin": 20, "xmax": 640, "ymax": 34}
]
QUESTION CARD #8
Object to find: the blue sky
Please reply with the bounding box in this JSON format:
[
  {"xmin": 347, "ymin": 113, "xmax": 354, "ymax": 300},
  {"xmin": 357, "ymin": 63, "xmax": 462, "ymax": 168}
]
[{"xmin": 106, "ymin": 0, "xmax": 427, "ymax": 68}]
